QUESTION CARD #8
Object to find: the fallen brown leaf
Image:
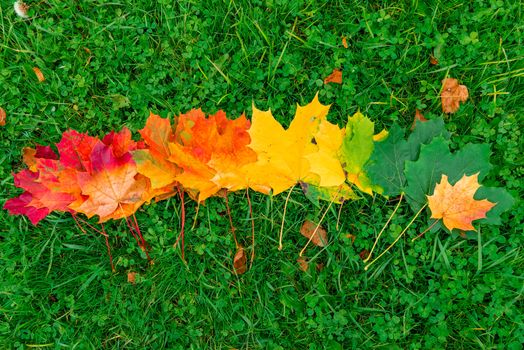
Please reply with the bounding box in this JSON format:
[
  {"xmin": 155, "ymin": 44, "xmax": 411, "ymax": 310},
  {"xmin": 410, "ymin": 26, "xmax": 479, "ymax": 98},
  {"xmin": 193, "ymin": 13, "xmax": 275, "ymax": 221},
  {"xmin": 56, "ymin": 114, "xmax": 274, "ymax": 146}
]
[
  {"xmin": 430, "ymin": 54, "xmax": 438, "ymax": 65},
  {"xmin": 297, "ymin": 256, "xmax": 309, "ymax": 272},
  {"xmin": 441, "ymin": 78, "xmax": 468, "ymax": 114},
  {"xmin": 300, "ymin": 220, "xmax": 327, "ymax": 247},
  {"xmin": 342, "ymin": 36, "xmax": 348, "ymax": 48},
  {"xmin": 233, "ymin": 246, "xmax": 247, "ymax": 275},
  {"xmin": 33, "ymin": 67, "xmax": 45, "ymax": 82},
  {"xmin": 410, "ymin": 109, "xmax": 428, "ymax": 130},
  {"xmin": 323, "ymin": 68, "xmax": 342, "ymax": 84}
]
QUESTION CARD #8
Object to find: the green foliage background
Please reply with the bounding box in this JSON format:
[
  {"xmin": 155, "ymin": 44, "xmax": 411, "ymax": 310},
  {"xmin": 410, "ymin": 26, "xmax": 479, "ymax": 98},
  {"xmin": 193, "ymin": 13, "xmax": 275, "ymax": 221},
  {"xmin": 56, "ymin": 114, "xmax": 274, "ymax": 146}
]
[{"xmin": 1, "ymin": 0, "xmax": 523, "ymax": 348}]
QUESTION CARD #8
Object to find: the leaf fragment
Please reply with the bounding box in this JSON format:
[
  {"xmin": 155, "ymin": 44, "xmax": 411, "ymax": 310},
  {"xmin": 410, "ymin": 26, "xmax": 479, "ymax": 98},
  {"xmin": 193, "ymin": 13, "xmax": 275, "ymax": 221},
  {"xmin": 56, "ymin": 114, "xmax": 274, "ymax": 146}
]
[
  {"xmin": 33, "ymin": 67, "xmax": 45, "ymax": 82},
  {"xmin": 0, "ymin": 107, "xmax": 5, "ymax": 126},
  {"xmin": 233, "ymin": 246, "xmax": 247, "ymax": 275},
  {"xmin": 323, "ymin": 68, "xmax": 343, "ymax": 84},
  {"xmin": 441, "ymin": 78, "xmax": 468, "ymax": 113}
]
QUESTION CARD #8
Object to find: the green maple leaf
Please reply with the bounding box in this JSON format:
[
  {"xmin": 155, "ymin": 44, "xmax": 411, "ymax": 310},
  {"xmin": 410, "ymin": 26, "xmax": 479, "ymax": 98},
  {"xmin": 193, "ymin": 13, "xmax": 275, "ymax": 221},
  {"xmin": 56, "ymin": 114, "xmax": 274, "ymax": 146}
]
[
  {"xmin": 365, "ymin": 118, "xmax": 450, "ymax": 196},
  {"xmin": 404, "ymin": 136, "xmax": 514, "ymax": 227},
  {"xmin": 339, "ymin": 112, "xmax": 382, "ymax": 195}
]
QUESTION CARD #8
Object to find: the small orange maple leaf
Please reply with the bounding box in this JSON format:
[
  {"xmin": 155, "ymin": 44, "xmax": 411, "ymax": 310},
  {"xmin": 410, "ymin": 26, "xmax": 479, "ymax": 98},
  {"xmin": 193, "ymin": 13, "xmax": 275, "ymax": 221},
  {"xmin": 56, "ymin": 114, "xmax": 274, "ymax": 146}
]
[
  {"xmin": 441, "ymin": 78, "xmax": 468, "ymax": 114},
  {"xmin": 427, "ymin": 173, "xmax": 495, "ymax": 231}
]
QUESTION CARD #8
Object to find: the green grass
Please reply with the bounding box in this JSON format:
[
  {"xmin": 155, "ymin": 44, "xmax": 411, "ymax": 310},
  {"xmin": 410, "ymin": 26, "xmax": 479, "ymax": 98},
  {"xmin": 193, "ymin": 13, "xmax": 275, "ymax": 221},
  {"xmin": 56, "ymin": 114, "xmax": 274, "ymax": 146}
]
[{"xmin": 1, "ymin": 0, "xmax": 523, "ymax": 348}]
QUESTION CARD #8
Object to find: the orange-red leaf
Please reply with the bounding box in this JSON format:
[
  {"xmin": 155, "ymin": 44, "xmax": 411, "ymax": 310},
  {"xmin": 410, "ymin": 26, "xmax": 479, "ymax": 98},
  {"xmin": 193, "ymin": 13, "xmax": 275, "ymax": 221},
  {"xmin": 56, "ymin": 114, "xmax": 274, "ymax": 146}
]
[
  {"xmin": 427, "ymin": 173, "xmax": 495, "ymax": 231},
  {"xmin": 70, "ymin": 142, "xmax": 149, "ymax": 222},
  {"xmin": 133, "ymin": 113, "xmax": 179, "ymax": 193},
  {"xmin": 441, "ymin": 78, "xmax": 468, "ymax": 114}
]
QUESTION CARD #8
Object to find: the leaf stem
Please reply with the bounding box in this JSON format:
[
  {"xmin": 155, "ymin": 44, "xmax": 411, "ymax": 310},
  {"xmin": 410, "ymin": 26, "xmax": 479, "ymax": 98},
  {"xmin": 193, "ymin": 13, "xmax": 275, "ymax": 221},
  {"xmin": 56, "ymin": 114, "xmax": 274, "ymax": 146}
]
[
  {"xmin": 101, "ymin": 224, "xmax": 115, "ymax": 272},
  {"xmin": 412, "ymin": 219, "xmax": 439, "ymax": 242},
  {"xmin": 364, "ymin": 203, "xmax": 427, "ymax": 271},
  {"xmin": 173, "ymin": 188, "xmax": 186, "ymax": 261},
  {"xmin": 299, "ymin": 186, "xmax": 340, "ymax": 257},
  {"xmin": 224, "ymin": 191, "xmax": 239, "ymax": 248},
  {"xmin": 246, "ymin": 188, "xmax": 255, "ymax": 266},
  {"xmin": 278, "ymin": 185, "xmax": 295, "ymax": 251},
  {"xmin": 364, "ymin": 193, "xmax": 404, "ymax": 263}
]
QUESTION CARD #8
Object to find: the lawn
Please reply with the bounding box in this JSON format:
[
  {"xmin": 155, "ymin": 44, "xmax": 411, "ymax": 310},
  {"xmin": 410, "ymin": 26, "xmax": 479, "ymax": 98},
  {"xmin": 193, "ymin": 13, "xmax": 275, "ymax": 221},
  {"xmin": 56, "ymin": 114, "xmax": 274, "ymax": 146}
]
[{"xmin": 1, "ymin": 0, "xmax": 523, "ymax": 349}]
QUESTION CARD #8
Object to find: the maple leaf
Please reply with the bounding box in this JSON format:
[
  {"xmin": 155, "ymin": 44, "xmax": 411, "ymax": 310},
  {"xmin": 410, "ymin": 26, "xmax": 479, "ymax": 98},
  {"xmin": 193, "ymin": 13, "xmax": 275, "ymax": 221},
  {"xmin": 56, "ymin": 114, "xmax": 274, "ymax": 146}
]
[
  {"xmin": 441, "ymin": 78, "xmax": 468, "ymax": 114},
  {"xmin": 4, "ymin": 192, "xmax": 49, "ymax": 225},
  {"xmin": 404, "ymin": 136, "xmax": 514, "ymax": 226},
  {"xmin": 245, "ymin": 94, "xmax": 345, "ymax": 195},
  {"xmin": 324, "ymin": 69, "xmax": 343, "ymax": 84},
  {"xmin": 70, "ymin": 142, "xmax": 149, "ymax": 222},
  {"xmin": 366, "ymin": 118, "xmax": 450, "ymax": 196},
  {"xmin": 339, "ymin": 112, "xmax": 387, "ymax": 195},
  {"xmin": 56, "ymin": 130, "xmax": 99, "ymax": 170},
  {"xmin": 133, "ymin": 112, "xmax": 180, "ymax": 192},
  {"xmin": 404, "ymin": 137, "xmax": 492, "ymax": 211},
  {"xmin": 427, "ymin": 173, "xmax": 495, "ymax": 231},
  {"xmin": 102, "ymin": 127, "xmax": 143, "ymax": 158},
  {"xmin": 168, "ymin": 109, "xmax": 257, "ymax": 201}
]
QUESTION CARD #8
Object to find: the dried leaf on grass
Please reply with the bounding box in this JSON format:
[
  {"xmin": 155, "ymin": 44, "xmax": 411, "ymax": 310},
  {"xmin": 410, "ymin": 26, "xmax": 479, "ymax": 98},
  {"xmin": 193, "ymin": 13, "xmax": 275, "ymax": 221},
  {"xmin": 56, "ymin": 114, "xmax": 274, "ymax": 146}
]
[
  {"xmin": 300, "ymin": 220, "xmax": 327, "ymax": 247},
  {"xmin": 441, "ymin": 78, "xmax": 468, "ymax": 113},
  {"xmin": 33, "ymin": 67, "xmax": 45, "ymax": 82},
  {"xmin": 233, "ymin": 246, "xmax": 247, "ymax": 274},
  {"xmin": 127, "ymin": 272, "xmax": 137, "ymax": 284},
  {"xmin": 323, "ymin": 69, "xmax": 342, "ymax": 84}
]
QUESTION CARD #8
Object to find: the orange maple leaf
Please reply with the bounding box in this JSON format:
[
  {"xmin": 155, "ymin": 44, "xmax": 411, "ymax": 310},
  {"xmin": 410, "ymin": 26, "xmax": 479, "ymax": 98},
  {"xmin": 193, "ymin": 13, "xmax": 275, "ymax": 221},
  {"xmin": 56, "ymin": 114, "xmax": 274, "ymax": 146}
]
[
  {"xmin": 168, "ymin": 109, "xmax": 257, "ymax": 202},
  {"xmin": 427, "ymin": 173, "xmax": 495, "ymax": 231},
  {"xmin": 133, "ymin": 112, "xmax": 180, "ymax": 192},
  {"xmin": 441, "ymin": 78, "xmax": 468, "ymax": 114},
  {"xmin": 70, "ymin": 142, "xmax": 149, "ymax": 222}
]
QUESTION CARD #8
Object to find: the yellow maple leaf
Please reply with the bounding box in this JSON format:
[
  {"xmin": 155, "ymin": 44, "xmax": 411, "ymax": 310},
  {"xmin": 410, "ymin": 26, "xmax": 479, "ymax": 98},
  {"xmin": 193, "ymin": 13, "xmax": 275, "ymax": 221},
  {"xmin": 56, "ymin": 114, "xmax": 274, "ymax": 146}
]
[
  {"xmin": 427, "ymin": 173, "xmax": 495, "ymax": 231},
  {"xmin": 245, "ymin": 94, "xmax": 345, "ymax": 195}
]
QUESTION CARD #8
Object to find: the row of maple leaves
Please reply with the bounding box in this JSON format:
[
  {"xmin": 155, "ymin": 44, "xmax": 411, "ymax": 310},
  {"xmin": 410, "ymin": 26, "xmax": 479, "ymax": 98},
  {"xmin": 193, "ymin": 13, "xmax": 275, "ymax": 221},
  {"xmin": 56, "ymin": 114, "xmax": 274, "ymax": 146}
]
[{"xmin": 3, "ymin": 89, "xmax": 513, "ymax": 273}]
